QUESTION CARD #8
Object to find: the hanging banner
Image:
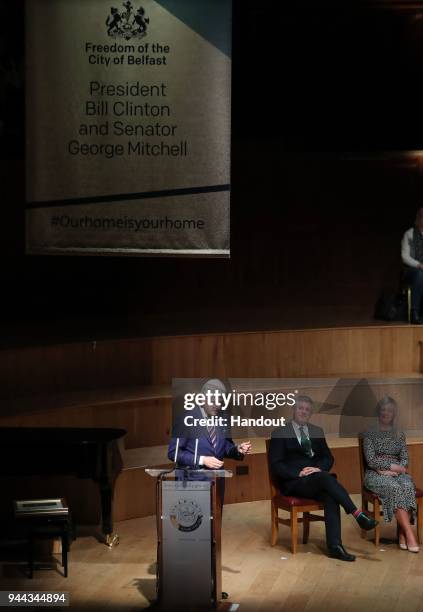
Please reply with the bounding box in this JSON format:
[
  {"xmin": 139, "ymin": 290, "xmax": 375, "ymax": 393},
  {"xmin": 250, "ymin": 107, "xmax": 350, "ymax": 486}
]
[{"xmin": 25, "ymin": 0, "xmax": 231, "ymax": 256}]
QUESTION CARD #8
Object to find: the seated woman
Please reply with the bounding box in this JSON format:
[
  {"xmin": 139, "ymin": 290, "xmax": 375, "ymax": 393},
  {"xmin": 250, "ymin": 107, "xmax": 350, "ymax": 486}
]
[{"xmin": 363, "ymin": 396, "xmax": 418, "ymax": 552}]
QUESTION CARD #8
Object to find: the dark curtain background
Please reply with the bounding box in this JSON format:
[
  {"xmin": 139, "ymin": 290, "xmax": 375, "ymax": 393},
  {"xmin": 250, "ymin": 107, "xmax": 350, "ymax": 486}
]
[{"xmin": 1, "ymin": 0, "xmax": 423, "ymax": 343}]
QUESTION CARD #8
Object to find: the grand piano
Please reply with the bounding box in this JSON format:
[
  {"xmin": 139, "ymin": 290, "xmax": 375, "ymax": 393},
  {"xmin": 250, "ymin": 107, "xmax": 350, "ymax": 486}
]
[{"xmin": 0, "ymin": 427, "xmax": 126, "ymax": 547}]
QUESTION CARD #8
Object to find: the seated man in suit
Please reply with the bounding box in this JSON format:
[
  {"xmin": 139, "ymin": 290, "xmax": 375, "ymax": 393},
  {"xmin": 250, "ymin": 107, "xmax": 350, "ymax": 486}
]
[
  {"xmin": 168, "ymin": 378, "xmax": 251, "ymax": 474},
  {"xmin": 269, "ymin": 395, "xmax": 378, "ymax": 561}
]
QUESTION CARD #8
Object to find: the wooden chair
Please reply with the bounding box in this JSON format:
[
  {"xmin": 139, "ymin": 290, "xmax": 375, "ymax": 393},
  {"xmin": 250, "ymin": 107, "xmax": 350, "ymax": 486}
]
[
  {"xmin": 358, "ymin": 436, "xmax": 423, "ymax": 546},
  {"xmin": 265, "ymin": 439, "xmax": 325, "ymax": 554}
]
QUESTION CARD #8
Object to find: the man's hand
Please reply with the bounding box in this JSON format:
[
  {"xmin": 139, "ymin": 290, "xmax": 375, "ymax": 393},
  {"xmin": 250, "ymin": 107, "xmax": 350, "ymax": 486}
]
[
  {"xmin": 299, "ymin": 467, "xmax": 321, "ymax": 477},
  {"xmin": 203, "ymin": 456, "xmax": 224, "ymax": 469},
  {"xmin": 390, "ymin": 464, "xmax": 407, "ymax": 474},
  {"xmin": 237, "ymin": 441, "xmax": 252, "ymax": 455},
  {"xmin": 377, "ymin": 469, "xmax": 398, "ymax": 477}
]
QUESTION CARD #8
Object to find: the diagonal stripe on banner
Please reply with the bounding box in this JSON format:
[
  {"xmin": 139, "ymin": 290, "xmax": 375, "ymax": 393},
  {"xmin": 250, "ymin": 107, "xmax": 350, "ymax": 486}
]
[
  {"xmin": 26, "ymin": 184, "xmax": 231, "ymax": 210},
  {"xmin": 154, "ymin": 0, "xmax": 232, "ymax": 57}
]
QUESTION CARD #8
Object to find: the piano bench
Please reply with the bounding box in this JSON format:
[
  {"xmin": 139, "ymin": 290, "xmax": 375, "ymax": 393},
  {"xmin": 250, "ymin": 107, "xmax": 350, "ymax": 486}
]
[{"xmin": 16, "ymin": 515, "xmax": 72, "ymax": 579}]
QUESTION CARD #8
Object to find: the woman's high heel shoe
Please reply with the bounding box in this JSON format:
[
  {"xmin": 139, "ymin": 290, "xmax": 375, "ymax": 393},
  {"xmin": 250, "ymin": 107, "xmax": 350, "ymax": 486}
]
[
  {"xmin": 405, "ymin": 535, "xmax": 420, "ymax": 553},
  {"xmin": 407, "ymin": 544, "xmax": 420, "ymax": 553},
  {"xmin": 398, "ymin": 530, "xmax": 407, "ymax": 549}
]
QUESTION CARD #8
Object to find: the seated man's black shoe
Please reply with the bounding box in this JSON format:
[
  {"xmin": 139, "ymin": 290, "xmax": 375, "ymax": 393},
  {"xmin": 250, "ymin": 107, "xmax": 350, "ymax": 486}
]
[
  {"xmin": 356, "ymin": 512, "xmax": 378, "ymax": 531},
  {"xmin": 328, "ymin": 544, "xmax": 356, "ymax": 562},
  {"xmin": 411, "ymin": 310, "xmax": 422, "ymax": 324}
]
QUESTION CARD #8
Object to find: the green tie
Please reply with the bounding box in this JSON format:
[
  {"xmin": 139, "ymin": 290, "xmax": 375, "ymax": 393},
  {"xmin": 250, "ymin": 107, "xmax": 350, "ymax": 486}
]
[{"xmin": 299, "ymin": 426, "xmax": 313, "ymax": 458}]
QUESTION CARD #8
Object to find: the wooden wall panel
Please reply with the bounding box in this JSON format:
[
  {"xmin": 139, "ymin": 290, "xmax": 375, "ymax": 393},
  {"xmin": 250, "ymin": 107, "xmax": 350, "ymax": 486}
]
[
  {"xmin": 112, "ymin": 444, "xmax": 423, "ymax": 521},
  {"xmin": 0, "ymin": 398, "xmax": 172, "ymax": 449},
  {"xmin": 0, "ymin": 338, "xmax": 153, "ymax": 399},
  {"xmin": 331, "ymin": 446, "xmax": 361, "ymax": 494},
  {"xmin": 224, "ymin": 455, "xmax": 270, "ymax": 505},
  {"xmin": 148, "ymin": 326, "xmax": 423, "ymax": 384},
  {"xmin": 407, "ymin": 445, "xmax": 423, "ymax": 490},
  {"xmin": 1, "ymin": 378, "xmax": 422, "ymax": 450},
  {"xmin": 1, "ymin": 326, "xmax": 423, "ymax": 399},
  {"xmin": 114, "ymin": 466, "xmax": 160, "ymax": 522}
]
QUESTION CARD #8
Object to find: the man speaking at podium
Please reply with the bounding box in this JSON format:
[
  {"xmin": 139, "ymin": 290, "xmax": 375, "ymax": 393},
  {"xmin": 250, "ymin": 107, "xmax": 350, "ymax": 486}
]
[{"xmin": 168, "ymin": 379, "xmax": 251, "ymax": 476}]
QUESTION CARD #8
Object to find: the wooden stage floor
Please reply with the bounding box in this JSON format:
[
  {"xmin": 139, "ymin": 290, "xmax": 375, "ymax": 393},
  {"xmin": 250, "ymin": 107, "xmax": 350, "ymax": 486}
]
[{"xmin": 1, "ymin": 497, "xmax": 422, "ymax": 612}]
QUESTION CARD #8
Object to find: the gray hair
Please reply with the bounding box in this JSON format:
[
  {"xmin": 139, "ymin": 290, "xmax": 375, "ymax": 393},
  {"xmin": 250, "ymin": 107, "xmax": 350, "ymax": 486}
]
[
  {"xmin": 294, "ymin": 395, "xmax": 314, "ymax": 411},
  {"xmin": 201, "ymin": 378, "xmax": 226, "ymax": 395}
]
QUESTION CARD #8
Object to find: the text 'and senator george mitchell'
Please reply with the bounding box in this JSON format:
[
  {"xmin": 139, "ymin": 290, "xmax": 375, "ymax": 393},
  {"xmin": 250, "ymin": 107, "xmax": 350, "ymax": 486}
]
[{"xmin": 67, "ymin": 42, "xmax": 189, "ymax": 159}]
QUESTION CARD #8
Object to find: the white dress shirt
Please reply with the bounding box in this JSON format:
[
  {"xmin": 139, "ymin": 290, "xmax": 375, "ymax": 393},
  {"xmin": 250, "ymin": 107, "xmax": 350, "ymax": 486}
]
[{"xmin": 401, "ymin": 227, "xmax": 423, "ymax": 269}]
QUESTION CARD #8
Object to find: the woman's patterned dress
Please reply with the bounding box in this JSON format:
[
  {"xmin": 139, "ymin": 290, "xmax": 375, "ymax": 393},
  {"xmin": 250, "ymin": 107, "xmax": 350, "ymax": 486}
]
[{"xmin": 363, "ymin": 430, "xmax": 416, "ymax": 522}]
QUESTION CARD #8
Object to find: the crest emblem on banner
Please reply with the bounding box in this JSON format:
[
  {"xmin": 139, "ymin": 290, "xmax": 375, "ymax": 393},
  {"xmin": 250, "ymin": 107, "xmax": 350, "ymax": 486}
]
[
  {"xmin": 169, "ymin": 499, "xmax": 203, "ymax": 532},
  {"xmin": 106, "ymin": 1, "xmax": 150, "ymax": 40}
]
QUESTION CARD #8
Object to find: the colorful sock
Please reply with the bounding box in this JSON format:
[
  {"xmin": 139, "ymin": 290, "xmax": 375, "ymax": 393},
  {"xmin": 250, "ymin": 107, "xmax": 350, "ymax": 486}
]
[{"xmin": 353, "ymin": 509, "xmax": 363, "ymax": 519}]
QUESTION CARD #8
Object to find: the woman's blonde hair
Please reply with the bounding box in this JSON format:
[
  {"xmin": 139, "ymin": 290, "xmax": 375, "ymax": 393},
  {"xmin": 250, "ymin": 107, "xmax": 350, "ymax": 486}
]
[{"xmin": 375, "ymin": 395, "xmax": 399, "ymax": 431}]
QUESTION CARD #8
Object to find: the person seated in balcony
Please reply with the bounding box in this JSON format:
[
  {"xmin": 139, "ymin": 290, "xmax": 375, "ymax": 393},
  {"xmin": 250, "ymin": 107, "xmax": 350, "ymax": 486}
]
[
  {"xmin": 269, "ymin": 395, "xmax": 378, "ymax": 562},
  {"xmin": 401, "ymin": 206, "xmax": 423, "ymax": 324},
  {"xmin": 363, "ymin": 396, "xmax": 418, "ymax": 553}
]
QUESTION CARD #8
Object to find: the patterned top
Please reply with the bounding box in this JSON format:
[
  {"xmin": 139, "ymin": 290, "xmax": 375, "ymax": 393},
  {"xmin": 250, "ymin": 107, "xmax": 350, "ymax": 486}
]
[
  {"xmin": 363, "ymin": 429, "xmax": 408, "ymax": 470},
  {"xmin": 362, "ymin": 429, "xmax": 416, "ymax": 522}
]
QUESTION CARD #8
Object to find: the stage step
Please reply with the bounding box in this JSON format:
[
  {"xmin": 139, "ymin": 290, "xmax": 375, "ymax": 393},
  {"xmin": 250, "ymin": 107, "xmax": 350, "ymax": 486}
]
[
  {"xmin": 0, "ymin": 385, "xmax": 172, "ymax": 449},
  {"xmin": 1, "ymin": 325, "xmax": 423, "ymax": 398}
]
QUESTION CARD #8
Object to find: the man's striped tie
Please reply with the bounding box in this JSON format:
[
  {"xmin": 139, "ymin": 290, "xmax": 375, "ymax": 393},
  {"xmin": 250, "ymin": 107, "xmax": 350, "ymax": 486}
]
[{"xmin": 207, "ymin": 424, "xmax": 217, "ymax": 449}]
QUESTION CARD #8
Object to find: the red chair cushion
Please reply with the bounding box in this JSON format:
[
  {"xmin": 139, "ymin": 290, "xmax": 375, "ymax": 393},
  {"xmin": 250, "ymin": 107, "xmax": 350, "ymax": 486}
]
[
  {"xmin": 276, "ymin": 495, "xmax": 322, "ymax": 507},
  {"xmin": 415, "ymin": 487, "xmax": 423, "ymax": 498}
]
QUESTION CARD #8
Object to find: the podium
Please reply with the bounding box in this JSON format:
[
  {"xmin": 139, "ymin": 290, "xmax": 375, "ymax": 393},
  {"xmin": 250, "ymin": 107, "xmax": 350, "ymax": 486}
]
[{"xmin": 146, "ymin": 468, "xmax": 232, "ymax": 610}]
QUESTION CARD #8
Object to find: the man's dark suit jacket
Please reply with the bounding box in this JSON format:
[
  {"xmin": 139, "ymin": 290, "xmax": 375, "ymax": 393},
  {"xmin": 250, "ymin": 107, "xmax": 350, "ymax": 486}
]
[
  {"xmin": 168, "ymin": 406, "xmax": 243, "ymax": 468},
  {"xmin": 269, "ymin": 422, "xmax": 334, "ymax": 494}
]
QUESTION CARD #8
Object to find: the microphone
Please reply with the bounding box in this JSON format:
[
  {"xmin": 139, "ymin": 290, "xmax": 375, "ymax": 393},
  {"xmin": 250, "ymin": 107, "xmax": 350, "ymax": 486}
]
[{"xmin": 174, "ymin": 437, "xmax": 180, "ymax": 463}]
